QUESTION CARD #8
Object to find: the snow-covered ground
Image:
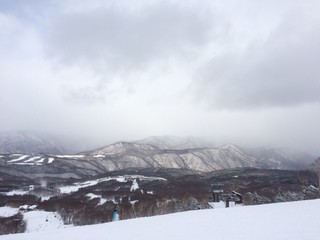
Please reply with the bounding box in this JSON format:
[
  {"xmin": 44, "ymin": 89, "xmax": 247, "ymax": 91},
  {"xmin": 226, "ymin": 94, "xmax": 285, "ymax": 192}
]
[
  {"xmin": 1, "ymin": 199, "xmax": 320, "ymax": 240},
  {"xmin": 55, "ymin": 155, "xmax": 85, "ymax": 159},
  {"xmin": 85, "ymin": 193, "xmax": 108, "ymax": 205},
  {"xmin": 0, "ymin": 207, "xmax": 68, "ymax": 233},
  {"xmin": 4, "ymin": 155, "xmax": 55, "ymax": 165},
  {"xmin": 59, "ymin": 175, "xmax": 166, "ymax": 194},
  {"xmin": 23, "ymin": 210, "xmax": 66, "ymax": 233},
  {"xmin": 7, "ymin": 155, "xmax": 29, "ymax": 163},
  {"xmin": 0, "ymin": 207, "xmax": 19, "ymax": 217},
  {"xmin": 5, "ymin": 189, "xmax": 29, "ymax": 196}
]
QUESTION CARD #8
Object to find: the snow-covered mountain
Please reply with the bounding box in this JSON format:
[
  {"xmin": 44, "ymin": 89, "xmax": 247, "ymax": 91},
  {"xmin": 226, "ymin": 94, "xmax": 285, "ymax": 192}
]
[
  {"xmin": 136, "ymin": 135, "xmax": 213, "ymax": 149},
  {"xmin": 0, "ymin": 131, "xmax": 65, "ymax": 154},
  {"xmin": 85, "ymin": 141, "xmax": 267, "ymax": 172},
  {"xmin": 0, "ymin": 134, "xmax": 317, "ymax": 185},
  {"xmin": 0, "ymin": 142, "xmax": 262, "ymax": 181},
  {"xmin": 1, "ymin": 140, "xmax": 316, "ymax": 183},
  {"xmin": 1, "ymin": 199, "xmax": 320, "ymax": 240},
  {"xmin": 0, "ymin": 133, "xmax": 315, "ymax": 171}
]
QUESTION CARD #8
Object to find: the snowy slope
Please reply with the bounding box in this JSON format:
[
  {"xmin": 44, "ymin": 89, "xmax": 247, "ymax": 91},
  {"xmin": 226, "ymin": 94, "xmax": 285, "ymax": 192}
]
[
  {"xmin": 1, "ymin": 199, "xmax": 320, "ymax": 240},
  {"xmin": 0, "ymin": 207, "xmax": 19, "ymax": 217},
  {"xmin": 23, "ymin": 211, "xmax": 66, "ymax": 233}
]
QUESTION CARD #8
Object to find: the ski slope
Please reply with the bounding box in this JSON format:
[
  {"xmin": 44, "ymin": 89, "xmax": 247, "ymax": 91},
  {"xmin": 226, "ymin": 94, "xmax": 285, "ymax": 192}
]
[{"xmin": 1, "ymin": 199, "xmax": 320, "ymax": 240}]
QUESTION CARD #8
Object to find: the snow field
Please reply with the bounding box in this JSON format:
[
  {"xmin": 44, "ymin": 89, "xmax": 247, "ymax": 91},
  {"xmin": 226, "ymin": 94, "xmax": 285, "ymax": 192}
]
[
  {"xmin": 0, "ymin": 207, "xmax": 66, "ymax": 232},
  {"xmin": 85, "ymin": 193, "xmax": 108, "ymax": 205},
  {"xmin": 59, "ymin": 175, "xmax": 166, "ymax": 194},
  {"xmin": 5, "ymin": 155, "xmax": 55, "ymax": 165},
  {"xmin": 7, "ymin": 155, "xmax": 29, "ymax": 163},
  {"xmin": 55, "ymin": 155, "xmax": 84, "ymax": 159},
  {"xmin": 1, "ymin": 199, "xmax": 320, "ymax": 240},
  {"xmin": 23, "ymin": 211, "xmax": 66, "ymax": 233},
  {"xmin": 0, "ymin": 207, "xmax": 19, "ymax": 217}
]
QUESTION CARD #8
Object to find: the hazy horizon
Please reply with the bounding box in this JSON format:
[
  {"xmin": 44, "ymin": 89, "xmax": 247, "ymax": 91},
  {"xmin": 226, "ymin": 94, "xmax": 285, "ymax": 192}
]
[
  {"xmin": 1, "ymin": 0, "xmax": 320, "ymax": 155},
  {"xmin": 0, "ymin": 130, "xmax": 319, "ymax": 157}
]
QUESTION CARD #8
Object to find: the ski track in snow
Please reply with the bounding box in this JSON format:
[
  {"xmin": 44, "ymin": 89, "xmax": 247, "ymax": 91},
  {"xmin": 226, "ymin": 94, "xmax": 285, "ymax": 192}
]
[
  {"xmin": 1, "ymin": 199, "xmax": 320, "ymax": 240},
  {"xmin": 56, "ymin": 155, "xmax": 85, "ymax": 159},
  {"xmin": 37, "ymin": 158, "xmax": 45, "ymax": 163},
  {"xmin": 7, "ymin": 155, "xmax": 29, "ymax": 163},
  {"xmin": 24, "ymin": 156, "xmax": 41, "ymax": 162}
]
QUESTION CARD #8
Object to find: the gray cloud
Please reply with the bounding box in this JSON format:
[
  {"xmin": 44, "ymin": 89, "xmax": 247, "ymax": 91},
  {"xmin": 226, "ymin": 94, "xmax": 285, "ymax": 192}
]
[
  {"xmin": 48, "ymin": 1, "xmax": 215, "ymax": 72},
  {"xmin": 44, "ymin": 1, "xmax": 217, "ymax": 104},
  {"xmin": 193, "ymin": 9, "xmax": 320, "ymax": 109},
  {"xmin": 1, "ymin": 0, "xmax": 320, "ymax": 155}
]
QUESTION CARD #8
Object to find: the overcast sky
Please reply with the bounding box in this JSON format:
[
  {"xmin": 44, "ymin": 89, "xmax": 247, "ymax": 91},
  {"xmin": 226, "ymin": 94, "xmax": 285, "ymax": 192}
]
[{"xmin": 0, "ymin": 0, "xmax": 320, "ymax": 154}]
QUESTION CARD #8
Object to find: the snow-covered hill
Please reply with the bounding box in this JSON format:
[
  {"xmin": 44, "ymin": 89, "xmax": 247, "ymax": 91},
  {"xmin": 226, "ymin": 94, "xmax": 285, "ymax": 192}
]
[
  {"xmin": 0, "ymin": 134, "xmax": 315, "ymax": 174},
  {"xmin": 1, "ymin": 199, "xmax": 320, "ymax": 240},
  {"xmin": 1, "ymin": 142, "xmax": 316, "ymax": 184},
  {"xmin": 84, "ymin": 142, "xmax": 267, "ymax": 172}
]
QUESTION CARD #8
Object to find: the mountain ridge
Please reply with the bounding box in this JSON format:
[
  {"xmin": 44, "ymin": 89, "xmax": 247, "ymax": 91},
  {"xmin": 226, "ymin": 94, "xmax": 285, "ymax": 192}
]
[{"xmin": 0, "ymin": 135, "xmax": 317, "ymax": 181}]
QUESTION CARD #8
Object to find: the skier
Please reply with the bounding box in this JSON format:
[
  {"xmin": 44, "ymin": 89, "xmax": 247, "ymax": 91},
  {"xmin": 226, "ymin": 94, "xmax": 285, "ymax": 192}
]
[{"xmin": 112, "ymin": 207, "xmax": 119, "ymax": 221}]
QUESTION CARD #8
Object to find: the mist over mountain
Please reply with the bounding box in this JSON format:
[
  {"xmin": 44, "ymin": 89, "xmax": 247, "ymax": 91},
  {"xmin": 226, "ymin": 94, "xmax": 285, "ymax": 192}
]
[
  {"xmin": 243, "ymin": 146, "xmax": 316, "ymax": 170},
  {"xmin": 0, "ymin": 131, "xmax": 65, "ymax": 154},
  {"xmin": 0, "ymin": 134, "xmax": 317, "ymax": 185},
  {"xmin": 0, "ymin": 133, "xmax": 316, "ymax": 171},
  {"xmin": 136, "ymin": 135, "xmax": 213, "ymax": 150}
]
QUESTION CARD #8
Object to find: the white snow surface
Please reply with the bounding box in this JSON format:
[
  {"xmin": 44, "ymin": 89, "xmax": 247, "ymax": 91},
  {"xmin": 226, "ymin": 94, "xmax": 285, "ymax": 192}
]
[
  {"xmin": 5, "ymin": 189, "xmax": 29, "ymax": 196},
  {"xmin": 59, "ymin": 175, "xmax": 166, "ymax": 194},
  {"xmin": 55, "ymin": 155, "xmax": 85, "ymax": 159},
  {"xmin": 7, "ymin": 155, "xmax": 29, "ymax": 163},
  {"xmin": 86, "ymin": 193, "xmax": 109, "ymax": 205},
  {"xmin": 10, "ymin": 162, "xmax": 42, "ymax": 166},
  {"xmin": 37, "ymin": 158, "xmax": 45, "ymax": 163},
  {"xmin": 0, "ymin": 207, "xmax": 19, "ymax": 217},
  {"xmin": 23, "ymin": 210, "xmax": 66, "ymax": 233},
  {"xmin": 24, "ymin": 156, "xmax": 41, "ymax": 162},
  {"xmin": 2, "ymin": 199, "xmax": 320, "ymax": 240},
  {"xmin": 59, "ymin": 176, "xmax": 126, "ymax": 194},
  {"xmin": 209, "ymin": 201, "xmax": 229, "ymax": 208},
  {"xmin": 130, "ymin": 179, "xmax": 139, "ymax": 191}
]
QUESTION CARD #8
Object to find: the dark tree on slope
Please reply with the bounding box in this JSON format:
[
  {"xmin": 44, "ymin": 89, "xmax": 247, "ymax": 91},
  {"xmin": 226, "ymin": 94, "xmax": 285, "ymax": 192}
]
[
  {"xmin": 311, "ymin": 158, "xmax": 320, "ymax": 188},
  {"xmin": 0, "ymin": 213, "xmax": 26, "ymax": 235}
]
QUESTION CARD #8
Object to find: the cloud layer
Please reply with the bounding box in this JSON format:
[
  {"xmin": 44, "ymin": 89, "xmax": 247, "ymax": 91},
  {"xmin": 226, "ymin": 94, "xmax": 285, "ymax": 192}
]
[
  {"xmin": 195, "ymin": 10, "xmax": 320, "ymax": 109},
  {"xmin": 1, "ymin": 0, "xmax": 320, "ymax": 154}
]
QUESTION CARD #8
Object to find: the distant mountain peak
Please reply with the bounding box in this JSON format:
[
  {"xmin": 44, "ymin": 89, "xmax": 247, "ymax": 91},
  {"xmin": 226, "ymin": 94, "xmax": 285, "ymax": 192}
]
[
  {"xmin": 136, "ymin": 135, "xmax": 212, "ymax": 150},
  {"xmin": 220, "ymin": 143, "xmax": 240, "ymax": 150},
  {"xmin": 89, "ymin": 141, "xmax": 159, "ymax": 156}
]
